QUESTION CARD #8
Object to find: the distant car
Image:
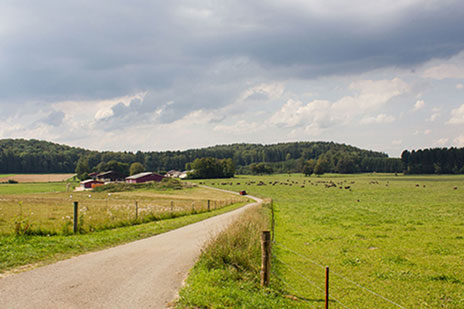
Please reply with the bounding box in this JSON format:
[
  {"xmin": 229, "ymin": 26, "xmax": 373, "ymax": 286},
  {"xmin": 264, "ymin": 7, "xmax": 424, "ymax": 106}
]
[{"xmin": 239, "ymin": 190, "xmax": 247, "ymax": 195}]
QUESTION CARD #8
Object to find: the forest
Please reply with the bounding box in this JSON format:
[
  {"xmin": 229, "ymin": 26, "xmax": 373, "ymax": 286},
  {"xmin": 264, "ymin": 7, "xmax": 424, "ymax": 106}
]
[
  {"xmin": 401, "ymin": 148, "xmax": 464, "ymax": 174},
  {"xmin": 3, "ymin": 138, "xmax": 458, "ymax": 175}
]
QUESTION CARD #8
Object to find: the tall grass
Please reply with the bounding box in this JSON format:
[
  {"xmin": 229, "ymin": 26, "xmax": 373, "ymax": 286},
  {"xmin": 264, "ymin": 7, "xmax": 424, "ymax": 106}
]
[{"xmin": 177, "ymin": 200, "xmax": 301, "ymax": 308}]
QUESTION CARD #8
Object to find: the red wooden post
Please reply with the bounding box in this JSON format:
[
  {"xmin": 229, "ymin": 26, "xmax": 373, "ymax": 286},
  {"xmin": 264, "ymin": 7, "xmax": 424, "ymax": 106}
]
[{"xmin": 325, "ymin": 266, "xmax": 329, "ymax": 309}]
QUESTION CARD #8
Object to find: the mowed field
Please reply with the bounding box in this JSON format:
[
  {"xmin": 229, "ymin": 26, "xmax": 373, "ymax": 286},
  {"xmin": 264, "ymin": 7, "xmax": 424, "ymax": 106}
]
[
  {"xmin": 197, "ymin": 174, "xmax": 464, "ymax": 308},
  {"xmin": 0, "ymin": 174, "xmax": 75, "ymax": 183}
]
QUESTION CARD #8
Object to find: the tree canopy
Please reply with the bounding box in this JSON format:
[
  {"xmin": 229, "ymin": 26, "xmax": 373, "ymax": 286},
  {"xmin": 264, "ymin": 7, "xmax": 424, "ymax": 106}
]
[
  {"xmin": 0, "ymin": 138, "xmax": 409, "ymax": 175},
  {"xmin": 187, "ymin": 158, "xmax": 235, "ymax": 179}
]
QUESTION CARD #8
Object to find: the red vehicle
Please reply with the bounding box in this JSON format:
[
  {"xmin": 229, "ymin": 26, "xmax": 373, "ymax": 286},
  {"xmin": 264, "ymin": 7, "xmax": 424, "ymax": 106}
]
[{"xmin": 239, "ymin": 190, "xmax": 247, "ymax": 196}]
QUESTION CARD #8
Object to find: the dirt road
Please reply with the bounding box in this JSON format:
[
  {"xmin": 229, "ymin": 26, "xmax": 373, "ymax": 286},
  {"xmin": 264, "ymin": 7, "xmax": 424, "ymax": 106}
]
[{"xmin": 0, "ymin": 195, "xmax": 262, "ymax": 308}]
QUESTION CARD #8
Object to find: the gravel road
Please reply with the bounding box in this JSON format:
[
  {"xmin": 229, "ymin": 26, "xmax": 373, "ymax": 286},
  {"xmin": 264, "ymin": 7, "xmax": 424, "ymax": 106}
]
[{"xmin": 0, "ymin": 194, "xmax": 262, "ymax": 308}]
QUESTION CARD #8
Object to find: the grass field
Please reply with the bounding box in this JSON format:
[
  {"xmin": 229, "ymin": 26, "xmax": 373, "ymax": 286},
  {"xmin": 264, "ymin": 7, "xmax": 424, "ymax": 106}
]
[
  {"xmin": 0, "ymin": 182, "xmax": 72, "ymax": 195},
  {"xmin": 194, "ymin": 174, "xmax": 464, "ymax": 308},
  {"xmin": 0, "ymin": 184, "xmax": 245, "ymax": 235}
]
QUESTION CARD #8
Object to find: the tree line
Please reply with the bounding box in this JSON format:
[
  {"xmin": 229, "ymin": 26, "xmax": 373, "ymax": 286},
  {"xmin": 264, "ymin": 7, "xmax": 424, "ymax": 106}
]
[
  {"xmin": 0, "ymin": 138, "xmax": 409, "ymax": 176},
  {"xmin": 401, "ymin": 148, "xmax": 464, "ymax": 174}
]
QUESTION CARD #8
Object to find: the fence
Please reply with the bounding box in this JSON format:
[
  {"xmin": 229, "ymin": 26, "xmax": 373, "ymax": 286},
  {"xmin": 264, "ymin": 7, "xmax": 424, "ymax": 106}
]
[
  {"xmin": 262, "ymin": 200, "xmax": 404, "ymax": 308},
  {"xmin": 0, "ymin": 194, "xmax": 244, "ymax": 235}
]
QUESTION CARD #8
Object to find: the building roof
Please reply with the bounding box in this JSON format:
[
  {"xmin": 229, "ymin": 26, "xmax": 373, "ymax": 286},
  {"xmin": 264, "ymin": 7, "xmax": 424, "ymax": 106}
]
[
  {"xmin": 97, "ymin": 170, "xmax": 118, "ymax": 177},
  {"xmin": 126, "ymin": 172, "xmax": 162, "ymax": 180},
  {"xmin": 80, "ymin": 179, "xmax": 104, "ymax": 184}
]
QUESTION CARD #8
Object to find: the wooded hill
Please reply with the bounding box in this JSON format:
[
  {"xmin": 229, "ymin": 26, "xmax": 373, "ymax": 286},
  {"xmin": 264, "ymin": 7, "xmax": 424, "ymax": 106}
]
[{"xmin": 0, "ymin": 139, "xmax": 403, "ymax": 174}]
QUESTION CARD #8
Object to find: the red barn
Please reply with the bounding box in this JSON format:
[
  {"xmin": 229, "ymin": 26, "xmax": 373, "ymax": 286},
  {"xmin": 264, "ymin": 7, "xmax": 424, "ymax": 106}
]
[
  {"xmin": 80, "ymin": 179, "xmax": 104, "ymax": 189},
  {"xmin": 125, "ymin": 172, "xmax": 164, "ymax": 184}
]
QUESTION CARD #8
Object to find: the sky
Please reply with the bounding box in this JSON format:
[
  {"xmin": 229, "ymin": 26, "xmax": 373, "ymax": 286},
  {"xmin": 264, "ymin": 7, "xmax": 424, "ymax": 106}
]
[{"xmin": 1, "ymin": 1, "xmax": 464, "ymax": 157}]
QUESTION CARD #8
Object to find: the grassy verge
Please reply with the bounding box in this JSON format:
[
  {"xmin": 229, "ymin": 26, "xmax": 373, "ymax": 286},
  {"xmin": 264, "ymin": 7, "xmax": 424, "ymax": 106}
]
[
  {"xmin": 0, "ymin": 200, "xmax": 248, "ymax": 275},
  {"xmin": 177, "ymin": 200, "xmax": 304, "ymax": 308}
]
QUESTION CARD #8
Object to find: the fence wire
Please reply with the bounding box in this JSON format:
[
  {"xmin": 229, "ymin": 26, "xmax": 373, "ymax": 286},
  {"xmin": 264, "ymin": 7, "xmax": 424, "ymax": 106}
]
[
  {"xmin": 273, "ymin": 255, "xmax": 351, "ymax": 309},
  {"xmin": 273, "ymin": 241, "xmax": 404, "ymax": 308}
]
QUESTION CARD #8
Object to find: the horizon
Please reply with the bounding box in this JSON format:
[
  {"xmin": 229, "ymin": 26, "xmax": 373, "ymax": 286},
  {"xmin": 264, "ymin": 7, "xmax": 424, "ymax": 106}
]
[
  {"xmin": 1, "ymin": 1, "xmax": 464, "ymax": 157},
  {"xmin": 4, "ymin": 136, "xmax": 452, "ymax": 159}
]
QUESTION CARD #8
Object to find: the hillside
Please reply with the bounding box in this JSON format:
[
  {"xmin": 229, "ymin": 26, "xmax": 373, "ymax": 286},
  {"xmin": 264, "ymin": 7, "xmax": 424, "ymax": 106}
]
[{"xmin": 0, "ymin": 139, "xmax": 401, "ymax": 174}]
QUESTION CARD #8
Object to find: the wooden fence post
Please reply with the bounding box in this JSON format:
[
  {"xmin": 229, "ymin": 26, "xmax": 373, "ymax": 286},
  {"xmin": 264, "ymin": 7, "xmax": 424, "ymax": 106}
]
[
  {"xmin": 135, "ymin": 201, "xmax": 138, "ymax": 220},
  {"xmin": 73, "ymin": 201, "xmax": 79, "ymax": 233},
  {"xmin": 260, "ymin": 231, "xmax": 271, "ymax": 287},
  {"xmin": 271, "ymin": 200, "xmax": 275, "ymax": 241},
  {"xmin": 170, "ymin": 201, "xmax": 174, "ymax": 215},
  {"xmin": 325, "ymin": 266, "xmax": 329, "ymax": 309},
  {"xmin": 207, "ymin": 200, "xmax": 210, "ymax": 211}
]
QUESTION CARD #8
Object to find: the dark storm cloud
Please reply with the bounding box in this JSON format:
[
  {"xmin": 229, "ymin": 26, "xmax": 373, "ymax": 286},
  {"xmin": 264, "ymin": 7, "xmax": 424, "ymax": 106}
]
[{"xmin": 1, "ymin": 0, "xmax": 464, "ymax": 122}]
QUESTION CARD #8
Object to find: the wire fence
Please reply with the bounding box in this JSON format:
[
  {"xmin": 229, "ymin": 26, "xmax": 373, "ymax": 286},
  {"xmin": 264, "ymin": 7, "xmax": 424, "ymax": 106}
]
[
  {"xmin": 272, "ymin": 241, "xmax": 405, "ymax": 308},
  {"xmin": 0, "ymin": 194, "xmax": 244, "ymax": 235}
]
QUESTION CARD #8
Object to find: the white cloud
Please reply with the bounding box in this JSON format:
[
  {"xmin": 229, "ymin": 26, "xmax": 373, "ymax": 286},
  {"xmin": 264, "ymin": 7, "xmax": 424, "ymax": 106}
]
[
  {"xmin": 435, "ymin": 138, "xmax": 449, "ymax": 146},
  {"xmin": 270, "ymin": 99, "xmax": 332, "ymax": 128},
  {"xmin": 454, "ymin": 135, "xmax": 464, "ymax": 147},
  {"xmin": 214, "ymin": 120, "xmax": 260, "ymax": 134},
  {"xmin": 270, "ymin": 78, "xmax": 408, "ymax": 134},
  {"xmin": 447, "ymin": 104, "xmax": 464, "ymax": 124},
  {"xmin": 392, "ymin": 139, "xmax": 402, "ymax": 145},
  {"xmin": 424, "ymin": 129, "xmax": 432, "ymax": 135},
  {"xmin": 421, "ymin": 51, "xmax": 464, "ymax": 80},
  {"xmin": 361, "ymin": 114, "xmax": 396, "ymax": 124},
  {"xmin": 427, "ymin": 112, "xmax": 440, "ymax": 122},
  {"xmin": 241, "ymin": 83, "xmax": 285, "ymax": 101},
  {"xmin": 333, "ymin": 78, "xmax": 409, "ymax": 112},
  {"xmin": 457, "ymin": 83, "xmax": 464, "ymax": 89},
  {"xmin": 412, "ymin": 100, "xmax": 424, "ymax": 111}
]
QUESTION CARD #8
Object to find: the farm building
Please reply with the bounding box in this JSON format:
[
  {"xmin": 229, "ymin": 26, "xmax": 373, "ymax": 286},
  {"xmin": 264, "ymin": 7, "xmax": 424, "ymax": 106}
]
[
  {"xmin": 80, "ymin": 179, "xmax": 104, "ymax": 189},
  {"xmin": 179, "ymin": 171, "xmax": 190, "ymax": 179},
  {"xmin": 125, "ymin": 172, "xmax": 164, "ymax": 184},
  {"xmin": 165, "ymin": 170, "xmax": 182, "ymax": 178},
  {"xmin": 96, "ymin": 171, "xmax": 125, "ymax": 182}
]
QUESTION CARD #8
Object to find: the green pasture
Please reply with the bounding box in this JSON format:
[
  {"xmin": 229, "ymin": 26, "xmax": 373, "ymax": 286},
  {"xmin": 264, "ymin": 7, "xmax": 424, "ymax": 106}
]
[
  {"xmin": 0, "ymin": 174, "xmax": 15, "ymax": 178},
  {"xmin": 0, "ymin": 182, "xmax": 71, "ymax": 194},
  {"xmin": 197, "ymin": 174, "xmax": 464, "ymax": 308}
]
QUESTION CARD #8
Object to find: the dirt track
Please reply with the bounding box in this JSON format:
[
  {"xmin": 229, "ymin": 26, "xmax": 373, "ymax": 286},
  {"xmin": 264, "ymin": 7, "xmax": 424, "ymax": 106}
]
[{"xmin": 0, "ymin": 194, "xmax": 262, "ymax": 308}]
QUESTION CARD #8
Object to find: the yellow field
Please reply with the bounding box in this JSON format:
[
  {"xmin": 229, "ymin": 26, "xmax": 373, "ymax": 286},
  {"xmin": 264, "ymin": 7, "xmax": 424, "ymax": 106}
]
[
  {"xmin": 0, "ymin": 187, "xmax": 245, "ymax": 235},
  {"xmin": 0, "ymin": 174, "xmax": 75, "ymax": 183}
]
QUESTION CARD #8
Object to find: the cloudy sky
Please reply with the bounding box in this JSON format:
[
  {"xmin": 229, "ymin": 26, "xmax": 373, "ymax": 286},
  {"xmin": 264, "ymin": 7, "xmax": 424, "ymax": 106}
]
[{"xmin": 1, "ymin": 1, "xmax": 464, "ymax": 157}]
